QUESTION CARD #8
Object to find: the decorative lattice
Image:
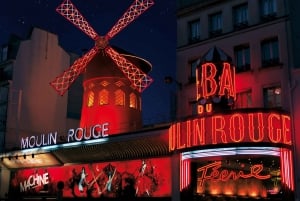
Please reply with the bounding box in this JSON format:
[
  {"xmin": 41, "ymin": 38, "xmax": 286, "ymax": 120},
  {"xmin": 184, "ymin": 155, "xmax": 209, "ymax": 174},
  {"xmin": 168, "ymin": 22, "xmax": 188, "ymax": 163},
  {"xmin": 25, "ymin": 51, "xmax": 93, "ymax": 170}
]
[
  {"xmin": 50, "ymin": 47, "xmax": 98, "ymax": 96},
  {"xmin": 105, "ymin": 46, "xmax": 153, "ymax": 92},
  {"xmin": 51, "ymin": 0, "xmax": 154, "ymax": 95},
  {"xmin": 115, "ymin": 80, "xmax": 125, "ymax": 87},
  {"xmin": 56, "ymin": 0, "xmax": 98, "ymax": 40},
  {"xmin": 106, "ymin": 0, "xmax": 154, "ymax": 39}
]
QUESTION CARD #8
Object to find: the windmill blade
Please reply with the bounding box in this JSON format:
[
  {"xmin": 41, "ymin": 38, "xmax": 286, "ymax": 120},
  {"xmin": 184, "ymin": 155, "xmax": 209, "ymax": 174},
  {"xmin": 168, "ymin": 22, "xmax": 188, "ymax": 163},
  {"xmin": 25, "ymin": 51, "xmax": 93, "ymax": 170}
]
[
  {"xmin": 106, "ymin": 0, "xmax": 154, "ymax": 39},
  {"xmin": 105, "ymin": 46, "xmax": 153, "ymax": 92},
  {"xmin": 50, "ymin": 47, "xmax": 98, "ymax": 96},
  {"xmin": 56, "ymin": 0, "xmax": 98, "ymax": 40}
]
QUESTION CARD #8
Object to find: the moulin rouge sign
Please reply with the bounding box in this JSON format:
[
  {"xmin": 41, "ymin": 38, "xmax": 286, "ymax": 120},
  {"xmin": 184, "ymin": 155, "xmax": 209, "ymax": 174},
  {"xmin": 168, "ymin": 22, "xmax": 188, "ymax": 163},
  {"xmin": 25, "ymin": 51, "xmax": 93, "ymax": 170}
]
[
  {"xmin": 169, "ymin": 49, "xmax": 291, "ymax": 151},
  {"xmin": 169, "ymin": 111, "xmax": 291, "ymax": 151},
  {"xmin": 20, "ymin": 123, "xmax": 109, "ymax": 149}
]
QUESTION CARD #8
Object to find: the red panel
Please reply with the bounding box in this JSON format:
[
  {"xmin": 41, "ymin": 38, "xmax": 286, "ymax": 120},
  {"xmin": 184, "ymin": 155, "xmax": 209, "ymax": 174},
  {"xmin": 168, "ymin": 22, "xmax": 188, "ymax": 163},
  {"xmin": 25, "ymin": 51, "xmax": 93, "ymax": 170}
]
[{"xmin": 9, "ymin": 157, "xmax": 171, "ymax": 198}]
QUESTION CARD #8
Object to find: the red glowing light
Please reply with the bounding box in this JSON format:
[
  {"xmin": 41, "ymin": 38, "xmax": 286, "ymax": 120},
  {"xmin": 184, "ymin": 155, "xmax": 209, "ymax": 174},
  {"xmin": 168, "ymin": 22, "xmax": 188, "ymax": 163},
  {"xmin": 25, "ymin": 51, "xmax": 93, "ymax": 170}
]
[
  {"xmin": 197, "ymin": 161, "xmax": 270, "ymax": 187},
  {"xmin": 169, "ymin": 111, "xmax": 292, "ymax": 151},
  {"xmin": 180, "ymin": 157, "xmax": 190, "ymax": 191},
  {"xmin": 105, "ymin": 47, "xmax": 153, "ymax": 92},
  {"xmin": 10, "ymin": 157, "xmax": 171, "ymax": 198},
  {"xmin": 50, "ymin": 0, "xmax": 154, "ymax": 95},
  {"xmin": 197, "ymin": 62, "xmax": 236, "ymax": 100},
  {"xmin": 50, "ymin": 47, "xmax": 98, "ymax": 96},
  {"xmin": 280, "ymin": 148, "xmax": 294, "ymax": 190}
]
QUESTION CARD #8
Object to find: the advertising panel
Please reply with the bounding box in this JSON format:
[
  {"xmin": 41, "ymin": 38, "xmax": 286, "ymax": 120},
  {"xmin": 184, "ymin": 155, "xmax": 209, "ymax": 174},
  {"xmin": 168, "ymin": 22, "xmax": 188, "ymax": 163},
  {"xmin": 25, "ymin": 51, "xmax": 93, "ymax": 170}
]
[
  {"xmin": 9, "ymin": 157, "xmax": 171, "ymax": 198},
  {"xmin": 180, "ymin": 147, "xmax": 294, "ymax": 200}
]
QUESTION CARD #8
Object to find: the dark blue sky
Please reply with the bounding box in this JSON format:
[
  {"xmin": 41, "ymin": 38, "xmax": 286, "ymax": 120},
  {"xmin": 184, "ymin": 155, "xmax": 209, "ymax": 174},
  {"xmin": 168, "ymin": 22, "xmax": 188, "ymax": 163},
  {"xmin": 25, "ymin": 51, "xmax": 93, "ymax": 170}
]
[{"xmin": 0, "ymin": 0, "xmax": 177, "ymax": 125}]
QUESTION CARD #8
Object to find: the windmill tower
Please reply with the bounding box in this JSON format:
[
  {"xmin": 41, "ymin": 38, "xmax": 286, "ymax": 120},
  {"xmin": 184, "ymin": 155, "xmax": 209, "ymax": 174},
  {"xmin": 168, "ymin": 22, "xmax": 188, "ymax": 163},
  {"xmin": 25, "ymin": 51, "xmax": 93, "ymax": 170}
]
[{"xmin": 50, "ymin": 0, "xmax": 154, "ymax": 135}]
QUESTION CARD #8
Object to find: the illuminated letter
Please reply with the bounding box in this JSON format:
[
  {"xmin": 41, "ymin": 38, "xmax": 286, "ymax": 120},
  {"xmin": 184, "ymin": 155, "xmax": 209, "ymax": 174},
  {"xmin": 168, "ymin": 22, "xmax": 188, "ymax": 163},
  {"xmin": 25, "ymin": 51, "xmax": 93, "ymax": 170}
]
[
  {"xmin": 248, "ymin": 113, "xmax": 264, "ymax": 142},
  {"xmin": 49, "ymin": 132, "xmax": 57, "ymax": 145},
  {"xmin": 177, "ymin": 122, "xmax": 186, "ymax": 149},
  {"xmin": 42, "ymin": 134, "xmax": 48, "ymax": 146},
  {"xmin": 229, "ymin": 114, "xmax": 244, "ymax": 142},
  {"xmin": 169, "ymin": 124, "xmax": 176, "ymax": 151},
  {"xmin": 281, "ymin": 115, "xmax": 292, "ymax": 145},
  {"xmin": 198, "ymin": 105, "xmax": 204, "ymax": 114},
  {"xmin": 92, "ymin": 124, "xmax": 101, "ymax": 138},
  {"xmin": 193, "ymin": 118, "xmax": 205, "ymax": 146},
  {"xmin": 186, "ymin": 120, "xmax": 191, "ymax": 147},
  {"xmin": 84, "ymin": 127, "xmax": 92, "ymax": 140},
  {"xmin": 268, "ymin": 113, "xmax": 282, "ymax": 143},
  {"xmin": 21, "ymin": 137, "xmax": 29, "ymax": 149},
  {"xmin": 212, "ymin": 115, "xmax": 227, "ymax": 144},
  {"xmin": 29, "ymin": 136, "xmax": 35, "ymax": 148},
  {"xmin": 201, "ymin": 63, "xmax": 217, "ymax": 98},
  {"xmin": 206, "ymin": 103, "xmax": 212, "ymax": 113},
  {"xmin": 35, "ymin": 135, "xmax": 42, "ymax": 147},
  {"xmin": 67, "ymin": 129, "xmax": 75, "ymax": 142},
  {"xmin": 102, "ymin": 123, "xmax": 109, "ymax": 137},
  {"xmin": 75, "ymin": 128, "xmax": 84, "ymax": 141},
  {"xmin": 219, "ymin": 63, "xmax": 236, "ymax": 98}
]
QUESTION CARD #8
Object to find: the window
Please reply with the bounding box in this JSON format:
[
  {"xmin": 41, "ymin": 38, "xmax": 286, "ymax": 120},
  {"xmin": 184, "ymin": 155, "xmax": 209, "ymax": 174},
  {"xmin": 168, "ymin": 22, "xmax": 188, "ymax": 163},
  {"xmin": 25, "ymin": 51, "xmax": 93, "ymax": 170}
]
[
  {"xmin": 233, "ymin": 4, "xmax": 248, "ymax": 28},
  {"xmin": 261, "ymin": 38, "xmax": 279, "ymax": 67},
  {"xmin": 87, "ymin": 91, "xmax": 94, "ymax": 107},
  {"xmin": 115, "ymin": 89, "xmax": 125, "ymax": 106},
  {"xmin": 129, "ymin": 93, "xmax": 137, "ymax": 109},
  {"xmin": 189, "ymin": 19, "xmax": 200, "ymax": 43},
  {"xmin": 263, "ymin": 86, "xmax": 281, "ymax": 108},
  {"xmin": 99, "ymin": 89, "xmax": 109, "ymax": 105},
  {"xmin": 235, "ymin": 90, "xmax": 252, "ymax": 108},
  {"xmin": 209, "ymin": 12, "xmax": 222, "ymax": 36},
  {"xmin": 0, "ymin": 46, "xmax": 8, "ymax": 62},
  {"xmin": 189, "ymin": 59, "xmax": 199, "ymax": 83},
  {"xmin": 234, "ymin": 45, "xmax": 250, "ymax": 72},
  {"xmin": 260, "ymin": 0, "xmax": 277, "ymax": 19}
]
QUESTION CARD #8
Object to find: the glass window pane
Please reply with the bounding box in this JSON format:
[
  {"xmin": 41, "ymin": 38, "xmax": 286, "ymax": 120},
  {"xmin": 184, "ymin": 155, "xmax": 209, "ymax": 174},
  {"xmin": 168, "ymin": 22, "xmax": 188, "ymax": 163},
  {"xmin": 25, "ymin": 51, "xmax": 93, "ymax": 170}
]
[
  {"xmin": 189, "ymin": 20, "xmax": 200, "ymax": 42},
  {"xmin": 263, "ymin": 86, "xmax": 281, "ymax": 108}
]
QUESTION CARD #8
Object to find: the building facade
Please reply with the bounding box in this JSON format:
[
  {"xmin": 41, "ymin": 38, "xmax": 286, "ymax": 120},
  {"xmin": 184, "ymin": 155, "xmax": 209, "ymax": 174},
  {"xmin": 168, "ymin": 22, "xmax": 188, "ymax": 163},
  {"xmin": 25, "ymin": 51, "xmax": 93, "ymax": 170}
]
[
  {"xmin": 177, "ymin": 0, "xmax": 300, "ymax": 200},
  {"xmin": 0, "ymin": 27, "xmax": 81, "ymax": 152},
  {"xmin": 0, "ymin": 27, "xmax": 173, "ymax": 201}
]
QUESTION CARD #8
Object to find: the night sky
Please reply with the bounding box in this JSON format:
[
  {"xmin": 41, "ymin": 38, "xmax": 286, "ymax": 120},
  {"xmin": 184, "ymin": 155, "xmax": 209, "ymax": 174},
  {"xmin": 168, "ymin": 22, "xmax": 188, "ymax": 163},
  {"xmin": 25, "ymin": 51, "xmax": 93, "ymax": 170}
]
[{"xmin": 0, "ymin": 0, "xmax": 177, "ymax": 125}]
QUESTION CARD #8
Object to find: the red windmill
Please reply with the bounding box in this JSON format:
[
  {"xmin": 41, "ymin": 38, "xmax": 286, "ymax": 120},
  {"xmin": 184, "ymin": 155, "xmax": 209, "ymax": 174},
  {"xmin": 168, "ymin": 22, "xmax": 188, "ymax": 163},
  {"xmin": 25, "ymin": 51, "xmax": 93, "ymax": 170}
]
[
  {"xmin": 50, "ymin": 0, "xmax": 155, "ymax": 135},
  {"xmin": 50, "ymin": 0, "xmax": 154, "ymax": 96}
]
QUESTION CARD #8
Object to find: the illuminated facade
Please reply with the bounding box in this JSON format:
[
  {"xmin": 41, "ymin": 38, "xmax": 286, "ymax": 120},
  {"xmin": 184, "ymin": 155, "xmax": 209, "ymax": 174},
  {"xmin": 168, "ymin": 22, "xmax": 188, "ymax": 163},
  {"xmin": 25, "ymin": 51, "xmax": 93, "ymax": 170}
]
[
  {"xmin": 0, "ymin": 27, "xmax": 172, "ymax": 200},
  {"xmin": 0, "ymin": 0, "xmax": 300, "ymax": 200},
  {"xmin": 177, "ymin": 0, "xmax": 300, "ymax": 200}
]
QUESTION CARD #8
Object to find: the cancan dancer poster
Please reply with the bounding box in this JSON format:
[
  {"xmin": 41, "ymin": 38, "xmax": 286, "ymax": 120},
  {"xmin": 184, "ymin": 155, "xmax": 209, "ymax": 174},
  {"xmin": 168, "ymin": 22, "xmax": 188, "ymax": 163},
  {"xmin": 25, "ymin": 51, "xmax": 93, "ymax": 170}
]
[{"xmin": 9, "ymin": 157, "xmax": 171, "ymax": 198}]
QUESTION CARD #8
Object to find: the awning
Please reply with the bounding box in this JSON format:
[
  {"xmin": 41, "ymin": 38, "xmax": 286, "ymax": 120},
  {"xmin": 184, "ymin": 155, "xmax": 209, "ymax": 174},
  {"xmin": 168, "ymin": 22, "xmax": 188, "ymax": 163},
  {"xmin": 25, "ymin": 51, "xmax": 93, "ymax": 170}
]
[{"xmin": 0, "ymin": 124, "xmax": 170, "ymax": 169}]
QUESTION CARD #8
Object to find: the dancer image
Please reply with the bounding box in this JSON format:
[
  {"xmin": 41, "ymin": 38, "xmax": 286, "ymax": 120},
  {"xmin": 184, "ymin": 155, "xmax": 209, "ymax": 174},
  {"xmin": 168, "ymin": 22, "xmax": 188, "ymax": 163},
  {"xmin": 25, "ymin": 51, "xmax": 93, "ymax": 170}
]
[{"xmin": 78, "ymin": 167, "xmax": 88, "ymax": 193}]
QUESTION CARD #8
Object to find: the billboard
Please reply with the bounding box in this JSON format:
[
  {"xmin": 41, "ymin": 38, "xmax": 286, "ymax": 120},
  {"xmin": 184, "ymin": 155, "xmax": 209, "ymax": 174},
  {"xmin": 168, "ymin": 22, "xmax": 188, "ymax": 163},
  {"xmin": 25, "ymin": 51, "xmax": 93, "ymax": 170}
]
[{"xmin": 9, "ymin": 157, "xmax": 171, "ymax": 198}]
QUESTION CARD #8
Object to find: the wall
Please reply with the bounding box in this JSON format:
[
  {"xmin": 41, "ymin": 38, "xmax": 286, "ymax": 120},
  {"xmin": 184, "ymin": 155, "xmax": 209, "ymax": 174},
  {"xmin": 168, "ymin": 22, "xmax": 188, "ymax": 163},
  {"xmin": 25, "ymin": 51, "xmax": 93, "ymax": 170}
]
[{"xmin": 5, "ymin": 28, "xmax": 78, "ymax": 150}]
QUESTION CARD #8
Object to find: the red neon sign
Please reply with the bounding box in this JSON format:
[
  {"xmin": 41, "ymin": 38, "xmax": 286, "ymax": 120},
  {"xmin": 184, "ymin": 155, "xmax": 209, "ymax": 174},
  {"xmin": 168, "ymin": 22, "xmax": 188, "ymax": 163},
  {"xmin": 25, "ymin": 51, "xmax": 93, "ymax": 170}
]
[
  {"xmin": 197, "ymin": 62, "xmax": 236, "ymax": 101},
  {"xmin": 197, "ymin": 161, "xmax": 270, "ymax": 187},
  {"xmin": 169, "ymin": 111, "xmax": 291, "ymax": 151}
]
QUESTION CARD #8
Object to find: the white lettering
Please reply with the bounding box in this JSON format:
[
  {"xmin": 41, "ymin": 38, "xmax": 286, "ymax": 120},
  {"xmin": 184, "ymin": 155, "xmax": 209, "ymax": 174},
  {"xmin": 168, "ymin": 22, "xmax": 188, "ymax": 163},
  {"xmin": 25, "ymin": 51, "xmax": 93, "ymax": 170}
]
[
  {"xmin": 21, "ymin": 124, "xmax": 109, "ymax": 149},
  {"xmin": 20, "ymin": 172, "xmax": 49, "ymax": 192},
  {"xmin": 21, "ymin": 133, "xmax": 57, "ymax": 149}
]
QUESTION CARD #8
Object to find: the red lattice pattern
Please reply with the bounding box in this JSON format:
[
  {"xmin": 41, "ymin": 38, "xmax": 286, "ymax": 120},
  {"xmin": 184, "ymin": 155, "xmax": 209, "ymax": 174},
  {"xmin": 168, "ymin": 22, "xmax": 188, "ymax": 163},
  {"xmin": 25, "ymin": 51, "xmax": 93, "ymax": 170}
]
[
  {"xmin": 56, "ymin": 0, "xmax": 98, "ymax": 40},
  {"xmin": 105, "ymin": 46, "xmax": 153, "ymax": 92},
  {"xmin": 51, "ymin": 0, "xmax": 154, "ymax": 95},
  {"xmin": 50, "ymin": 47, "xmax": 98, "ymax": 96},
  {"xmin": 107, "ymin": 0, "xmax": 154, "ymax": 39}
]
